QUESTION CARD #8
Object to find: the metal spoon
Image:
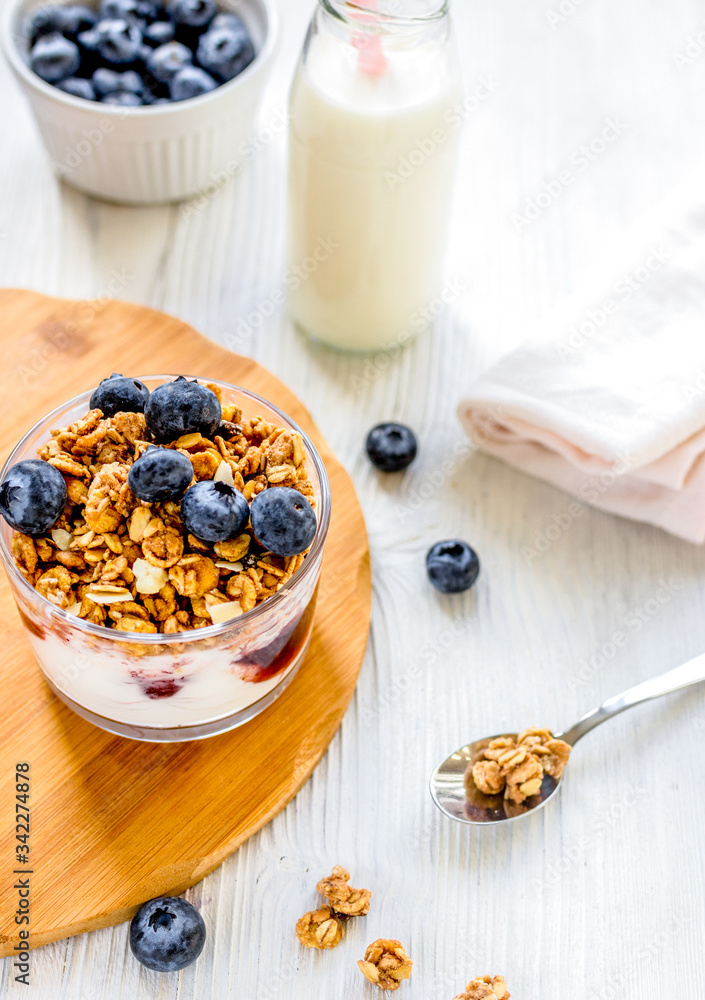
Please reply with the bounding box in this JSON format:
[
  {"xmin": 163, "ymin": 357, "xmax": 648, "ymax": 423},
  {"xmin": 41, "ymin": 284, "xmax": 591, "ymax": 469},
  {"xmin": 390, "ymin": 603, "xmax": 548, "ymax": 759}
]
[{"xmin": 430, "ymin": 652, "xmax": 705, "ymax": 826}]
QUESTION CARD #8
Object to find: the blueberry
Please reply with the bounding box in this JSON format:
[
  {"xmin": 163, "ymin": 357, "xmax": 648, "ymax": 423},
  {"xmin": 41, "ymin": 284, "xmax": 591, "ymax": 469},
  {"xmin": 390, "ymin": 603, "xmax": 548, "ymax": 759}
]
[
  {"xmin": 146, "ymin": 40, "xmax": 192, "ymax": 82},
  {"xmin": 196, "ymin": 26, "xmax": 254, "ymax": 82},
  {"xmin": 250, "ymin": 487, "xmax": 317, "ymax": 557},
  {"xmin": 90, "ymin": 373, "xmax": 150, "ymax": 417},
  {"xmin": 114, "ymin": 70, "xmax": 144, "ymax": 95},
  {"xmin": 27, "ymin": 6, "xmax": 68, "ymax": 44},
  {"xmin": 169, "ymin": 64, "xmax": 216, "ymax": 100},
  {"xmin": 60, "ymin": 4, "xmax": 99, "ymax": 37},
  {"xmin": 27, "ymin": 5, "xmax": 96, "ymax": 44},
  {"xmin": 77, "ymin": 26, "xmax": 102, "ymax": 53},
  {"xmin": 137, "ymin": 0, "xmax": 164, "ymax": 19},
  {"xmin": 128, "ymin": 447, "xmax": 193, "ymax": 502},
  {"xmin": 0, "ymin": 460, "xmax": 67, "ymax": 537},
  {"xmin": 96, "ymin": 19, "xmax": 143, "ymax": 65},
  {"xmin": 210, "ymin": 11, "xmax": 248, "ymax": 33},
  {"xmin": 101, "ymin": 89, "xmax": 142, "ymax": 104},
  {"xmin": 365, "ymin": 422, "xmax": 417, "ymax": 473},
  {"xmin": 167, "ymin": 0, "xmax": 215, "ymax": 29},
  {"xmin": 93, "ymin": 67, "xmax": 144, "ymax": 96},
  {"xmin": 426, "ymin": 540, "xmax": 480, "ymax": 594},
  {"xmin": 30, "ymin": 32, "xmax": 81, "ymax": 83},
  {"xmin": 181, "ymin": 480, "xmax": 250, "ymax": 542},
  {"xmin": 99, "ymin": 0, "xmax": 144, "ymax": 24},
  {"xmin": 143, "ymin": 19, "xmax": 175, "ymax": 45},
  {"xmin": 144, "ymin": 376, "xmax": 221, "ymax": 441},
  {"xmin": 57, "ymin": 77, "xmax": 96, "ymax": 99},
  {"xmin": 129, "ymin": 896, "xmax": 206, "ymax": 973}
]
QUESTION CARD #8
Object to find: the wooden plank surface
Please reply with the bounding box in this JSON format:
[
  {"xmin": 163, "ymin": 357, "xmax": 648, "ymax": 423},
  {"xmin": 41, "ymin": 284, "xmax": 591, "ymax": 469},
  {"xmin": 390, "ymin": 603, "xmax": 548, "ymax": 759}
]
[
  {"xmin": 0, "ymin": 290, "xmax": 371, "ymax": 955},
  {"xmin": 2, "ymin": 0, "xmax": 705, "ymax": 996}
]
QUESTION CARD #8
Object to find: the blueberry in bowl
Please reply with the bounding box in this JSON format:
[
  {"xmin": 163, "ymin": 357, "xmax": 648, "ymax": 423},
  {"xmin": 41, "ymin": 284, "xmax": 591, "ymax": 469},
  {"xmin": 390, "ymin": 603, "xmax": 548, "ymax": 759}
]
[{"xmin": 18, "ymin": 0, "xmax": 257, "ymax": 102}]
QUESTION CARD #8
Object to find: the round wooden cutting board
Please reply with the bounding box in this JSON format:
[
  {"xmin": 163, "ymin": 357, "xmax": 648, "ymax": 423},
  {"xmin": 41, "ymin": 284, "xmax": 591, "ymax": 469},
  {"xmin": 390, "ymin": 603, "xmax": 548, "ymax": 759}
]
[{"xmin": 0, "ymin": 289, "xmax": 371, "ymax": 955}]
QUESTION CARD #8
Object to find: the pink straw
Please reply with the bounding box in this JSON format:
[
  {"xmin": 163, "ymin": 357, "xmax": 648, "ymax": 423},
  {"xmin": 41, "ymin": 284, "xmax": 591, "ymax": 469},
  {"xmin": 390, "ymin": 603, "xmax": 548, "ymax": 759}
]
[{"xmin": 350, "ymin": 0, "xmax": 388, "ymax": 76}]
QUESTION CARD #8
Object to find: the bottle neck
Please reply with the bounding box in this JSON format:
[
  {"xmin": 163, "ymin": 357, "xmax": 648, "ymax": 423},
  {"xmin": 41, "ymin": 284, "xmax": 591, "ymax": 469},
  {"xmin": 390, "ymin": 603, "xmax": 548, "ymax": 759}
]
[{"xmin": 318, "ymin": 0, "xmax": 450, "ymax": 30}]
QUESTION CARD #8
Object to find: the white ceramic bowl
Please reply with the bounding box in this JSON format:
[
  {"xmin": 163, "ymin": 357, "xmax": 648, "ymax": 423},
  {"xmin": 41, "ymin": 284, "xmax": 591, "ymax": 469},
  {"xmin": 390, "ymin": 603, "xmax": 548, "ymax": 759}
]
[{"xmin": 1, "ymin": 0, "xmax": 278, "ymax": 203}]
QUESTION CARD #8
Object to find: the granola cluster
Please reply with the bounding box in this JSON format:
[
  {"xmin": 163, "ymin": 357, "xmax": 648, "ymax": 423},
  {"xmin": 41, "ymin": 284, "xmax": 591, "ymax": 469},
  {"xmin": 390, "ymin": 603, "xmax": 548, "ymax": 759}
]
[
  {"xmin": 316, "ymin": 864, "xmax": 372, "ymax": 916},
  {"xmin": 295, "ymin": 907, "xmax": 344, "ymax": 950},
  {"xmin": 454, "ymin": 975, "xmax": 510, "ymax": 999},
  {"xmin": 295, "ymin": 865, "xmax": 371, "ymax": 951},
  {"xmin": 470, "ymin": 728, "xmax": 572, "ymax": 805},
  {"xmin": 358, "ymin": 940, "xmax": 413, "ymax": 991},
  {"xmin": 11, "ymin": 389, "xmax": 315, "ymax": 635}
]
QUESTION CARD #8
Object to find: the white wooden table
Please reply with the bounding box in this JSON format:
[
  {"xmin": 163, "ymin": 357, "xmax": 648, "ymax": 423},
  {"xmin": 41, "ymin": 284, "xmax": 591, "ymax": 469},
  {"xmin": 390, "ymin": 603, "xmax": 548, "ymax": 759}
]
[{"xmin": 2, "ymin": 0, "xmax": 705, "ymax": 996}]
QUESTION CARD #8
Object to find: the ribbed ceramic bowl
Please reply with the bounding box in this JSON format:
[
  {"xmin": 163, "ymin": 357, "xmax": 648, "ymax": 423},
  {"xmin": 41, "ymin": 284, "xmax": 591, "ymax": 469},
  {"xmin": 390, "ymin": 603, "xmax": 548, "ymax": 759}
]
[{"xmin": 1, "ymin": 0, "xmax": 278, "ymax": 203}]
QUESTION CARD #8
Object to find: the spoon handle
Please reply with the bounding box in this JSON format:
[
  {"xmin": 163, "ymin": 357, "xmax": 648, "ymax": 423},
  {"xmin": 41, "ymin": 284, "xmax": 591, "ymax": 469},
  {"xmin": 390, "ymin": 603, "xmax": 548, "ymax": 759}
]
[{"xmin": 559, "ymin": 651, "xmax": 705, "ymax": 745}]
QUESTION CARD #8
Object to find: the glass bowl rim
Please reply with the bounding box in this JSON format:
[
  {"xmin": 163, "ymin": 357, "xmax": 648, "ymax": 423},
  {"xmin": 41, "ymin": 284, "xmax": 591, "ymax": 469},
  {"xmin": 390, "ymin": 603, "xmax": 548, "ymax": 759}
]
[{"xmin": 0, "ymin": 375, "xmax": 331, "ymax": 644}]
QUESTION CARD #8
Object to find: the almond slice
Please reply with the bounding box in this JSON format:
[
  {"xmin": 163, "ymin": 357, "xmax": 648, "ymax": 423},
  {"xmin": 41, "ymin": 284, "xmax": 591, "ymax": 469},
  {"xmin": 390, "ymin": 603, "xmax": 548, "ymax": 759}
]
[
  {"xmin": 128, "ymin": 506, "xmax": 152, "ymax": 543},
  {"xmin": 215, "ymin": 559, "xmax": 243, "ymax": 572},
  {"xmin": 214, "ymin": 460, "xmax": 235, "ymax": 486},
  {"xmin": 207, "ymin": 601, "xmax": 244, "ymax": 624},
  {"xmin": 85, "ymin": 588, "xmax": 131, "ymax": 605},
  {"xmin": 132, "ymin": 558, "xmax": 168, "ymax": 595},
  {"xmin": 51, "ymin": 528, "xmax": 72, "ymax": 551}
]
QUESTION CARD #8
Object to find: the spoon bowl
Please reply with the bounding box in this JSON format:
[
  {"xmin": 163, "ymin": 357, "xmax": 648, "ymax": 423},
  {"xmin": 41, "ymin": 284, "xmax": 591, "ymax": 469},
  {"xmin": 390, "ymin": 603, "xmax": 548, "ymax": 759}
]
[{"xmin": 430, "ymin": 734, "xmax": 564, "ymax": 826}]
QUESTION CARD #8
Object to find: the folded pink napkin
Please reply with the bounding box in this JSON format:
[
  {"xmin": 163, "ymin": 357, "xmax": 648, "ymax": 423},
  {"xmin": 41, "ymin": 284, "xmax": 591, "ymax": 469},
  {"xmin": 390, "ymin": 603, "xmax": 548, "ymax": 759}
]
[{"xmin": 458, "ymin": 197, "xmax": 705, "ymax": 543}]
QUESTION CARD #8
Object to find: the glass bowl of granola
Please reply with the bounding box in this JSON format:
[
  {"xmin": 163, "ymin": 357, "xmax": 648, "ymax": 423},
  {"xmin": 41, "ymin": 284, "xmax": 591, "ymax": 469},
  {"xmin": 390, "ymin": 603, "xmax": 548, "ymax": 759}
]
[{"xmin": 0, "ymin": 375, "xmax": 331, "ymax": 741}]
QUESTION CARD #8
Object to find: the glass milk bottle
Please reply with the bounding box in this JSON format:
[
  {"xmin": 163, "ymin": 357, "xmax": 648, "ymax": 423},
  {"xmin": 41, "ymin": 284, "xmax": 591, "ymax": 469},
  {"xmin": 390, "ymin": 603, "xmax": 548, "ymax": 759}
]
[{"xmin": 287, "ymin": 0, "xmax": 463, "ymax": 352}]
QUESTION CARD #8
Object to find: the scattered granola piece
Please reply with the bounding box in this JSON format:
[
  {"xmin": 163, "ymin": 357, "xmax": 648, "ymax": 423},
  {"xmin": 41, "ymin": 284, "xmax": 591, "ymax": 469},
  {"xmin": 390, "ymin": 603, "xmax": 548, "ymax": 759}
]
[
  {"xmin": 358, "ymin": 940, "xmax": 412, "ymax": 991},
  {"xmin": 316, "ymin": 865, "xmax": 372, "ymax": 917},
  {"xmin": 295, "ymin": 907, "xmax": 344, "ymax": 950},
  {"xmin": 454, "ymin": 975, "xmax": 510, "ymax": 999}
]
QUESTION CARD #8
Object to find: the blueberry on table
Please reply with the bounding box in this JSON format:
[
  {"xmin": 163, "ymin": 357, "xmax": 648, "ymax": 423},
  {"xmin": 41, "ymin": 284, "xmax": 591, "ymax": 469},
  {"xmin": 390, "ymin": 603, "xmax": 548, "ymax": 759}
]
[
  {"xmin": 143, "ymin": 19, "xmax": 175, "ymax": 46},
  {"xmin": 167, "ymin": 0, "xmax": 216, "ymax": 29},
  {"xmin": 30, "ymin": 33, "xmax": 81, "ymax": 83},
  {"xmin": 128, "ymin": 447, "xmax": 193, "ymax": 502},
  {"xmin": 365, "ymin": 422, "xmax": 417, "ymax": 472},
  {"xmin": 146, "ymin": 40, "xmax": 193, "ymax": 82},
  {"xmin": 0, "ymin": 460, "xmax": 67, "ymax": 537},
  {"xmin": 426, "ymin": 540, "xmax": 480, "ymax": 594},
  {"xmin": 90, "ymin": 373, "xmax": 150, "ymax": 416},
  {"xmin": 144, "ymin": 376, "xmax": 221, "ymax": 440},
  {"xmin": 250, "ymin": 487, "xmax": 317, "ymax": 558},
  {"xmin": 96, "ymin": 19, "xmax": 143, "ymax": 65},
  {"xmin": 57, "ymin": 77, "xmax": 96, "ymax": 100},
  {"xmin": 196, "ymin": 26, "xmax": 254, "ymax": 82},
  {"xmin": 180, "ymin": 480, "xmax": 250, "ymax": 542},
  {"xmin": 129, "ymin": 896, "xmax": 206, "ymax": 973}
]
